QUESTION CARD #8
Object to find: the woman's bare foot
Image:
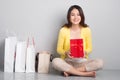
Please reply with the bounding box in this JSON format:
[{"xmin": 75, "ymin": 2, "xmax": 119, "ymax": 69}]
[
  {"xmin": 85, "ymin": 71, "xmax": 96, "ymax": 77},
  {"xmin": 63, "ymin": 71, "xmax": 96, "ymax": 77},
  {"xmin": 63, "ymin": 72, "xmax": 69, "ymax": 77},
  {"xmin": 76, "ymin": 66, "xmax": 86, "ymax": 72},
  {"xmin": 93, "ymin": 71, "xmax": 96, "ymax": 77}
]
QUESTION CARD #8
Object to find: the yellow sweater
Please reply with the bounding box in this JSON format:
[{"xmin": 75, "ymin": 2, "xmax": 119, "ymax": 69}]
[{"xmin": 57, "ymin": 26, "xmax": 92, "ymax": 59}]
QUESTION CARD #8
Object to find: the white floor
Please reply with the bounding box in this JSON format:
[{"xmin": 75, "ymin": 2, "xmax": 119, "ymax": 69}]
[{"xmin": 0, "ymin": 69, "xmax": 120, "ymax": 80}]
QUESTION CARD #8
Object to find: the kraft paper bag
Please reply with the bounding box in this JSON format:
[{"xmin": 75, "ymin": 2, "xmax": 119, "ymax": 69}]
[
  {"xmin": 38, "ymin": 51, "xmax": 50, "ymax": 73},
  {"xmin": 15, "ymin": 41, "xmax": 27, "ymax": 72},
  {"xmin": 4, "ymin": 37, "xmax": 17, "ymax": 72}
]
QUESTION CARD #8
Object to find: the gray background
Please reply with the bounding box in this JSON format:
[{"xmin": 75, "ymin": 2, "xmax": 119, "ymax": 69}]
[{"xmin": 0, "ymin": 0, "xmax": 120, "ymax": 70}]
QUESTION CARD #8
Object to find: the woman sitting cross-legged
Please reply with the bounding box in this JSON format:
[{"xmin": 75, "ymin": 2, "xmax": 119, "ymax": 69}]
[{"xmin": 52, "ymin": 5, "xmax": 103, "ymax": 77}]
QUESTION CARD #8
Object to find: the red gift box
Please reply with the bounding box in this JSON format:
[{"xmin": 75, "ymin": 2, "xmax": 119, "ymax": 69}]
[{"xmin": 70, "ymin": 39, "xmax": 84, "ymax": 58}]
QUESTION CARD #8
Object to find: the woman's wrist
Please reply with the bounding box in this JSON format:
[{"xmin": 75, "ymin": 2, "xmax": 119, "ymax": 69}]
[{"xmin": 65, "ymin": 51, "xmax": 68, "ymax": 55}]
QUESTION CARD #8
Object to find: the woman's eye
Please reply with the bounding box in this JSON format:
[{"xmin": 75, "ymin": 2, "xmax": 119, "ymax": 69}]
[
  {"xmin": 71, "ymin": 14, "xmax": 75, "ymax": 16},
  {"xmin": 71, "ymin": 13, "xmax": 80, "ymax": 16},
  {"xmin": 77, "ymin": 14, "xmax": 80, "ymax": 16}
]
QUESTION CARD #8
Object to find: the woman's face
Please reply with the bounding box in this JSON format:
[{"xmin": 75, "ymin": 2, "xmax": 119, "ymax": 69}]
[{"xmin": 70, "ymin": 8, "xmax": 81, "ymax": 25}]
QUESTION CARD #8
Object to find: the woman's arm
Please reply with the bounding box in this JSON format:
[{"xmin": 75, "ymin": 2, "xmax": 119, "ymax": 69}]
[
  {"xmin": 57, "ymin": 28, "xmax": 66, "ymax": 56},
  {"xmin": 85, "ymin": 28, "xmax": 92, "ymax": 58}
]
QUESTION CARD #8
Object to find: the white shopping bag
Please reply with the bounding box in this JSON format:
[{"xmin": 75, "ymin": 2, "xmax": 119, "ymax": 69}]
[
  {"xmin": 15, "ymin": 41, "xmax": 27, "ymax": 72},
  {"xmin": 26, "ymin": 37, "xmax": 36, "ymax": 73},
  {"xmin": 38, "ymin": 51, "xmax": 51, "ymax": 73},
  {"xmin": 4, "ymin": 37, "xmax": 17, "ymax": 72}
]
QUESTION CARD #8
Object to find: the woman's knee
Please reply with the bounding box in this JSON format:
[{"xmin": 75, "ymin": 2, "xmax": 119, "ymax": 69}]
[
  {"xmin": 52, "ymin": 58, "xmax": 72, "ymax": 72},
  {"xmin": 95, "ymin": 59, "xmax": 104, "ymax": 69},
  {"xmin": 85, "ymin": 59, "xmax": 103, "ymax": 71},
  {"xmin": 52, "ymin": 58, "xmax": 62, "ymax": 66}
]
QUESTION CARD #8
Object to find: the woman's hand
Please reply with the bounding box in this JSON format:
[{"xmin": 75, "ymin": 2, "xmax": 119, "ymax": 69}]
[
  {"xmin": 84, "ymin": 51, "xmax": 87, "ymax": 58},
  {"xmin": 65, "ymin": 51, "xmax": 73, "ymax": 58}
]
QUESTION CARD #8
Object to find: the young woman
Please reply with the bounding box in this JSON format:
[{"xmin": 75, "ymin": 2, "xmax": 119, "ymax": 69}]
[{"xmin": 52, "ymin": 5, "xmax": 103, "ymax": 77}]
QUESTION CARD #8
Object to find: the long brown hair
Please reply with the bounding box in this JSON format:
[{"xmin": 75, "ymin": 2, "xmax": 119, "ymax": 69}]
[{"xmin": 63, "ymin": 5, "xmax": 88, "ymax": 28}]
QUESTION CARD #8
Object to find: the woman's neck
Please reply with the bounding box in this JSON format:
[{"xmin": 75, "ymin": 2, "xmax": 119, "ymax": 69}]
[
  {"xmin": 71, "ymin": 24, "xmax": 81, "ymax": 31},
  {"xmin": 70, "ymin": 24, "xmax": 81, "ymax": 39}
]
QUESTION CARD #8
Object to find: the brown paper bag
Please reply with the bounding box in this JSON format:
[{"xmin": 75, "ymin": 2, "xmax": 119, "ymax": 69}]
[{"xmin": 37, "ymin": 51, "xmax": 51, "ymax": 73}]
